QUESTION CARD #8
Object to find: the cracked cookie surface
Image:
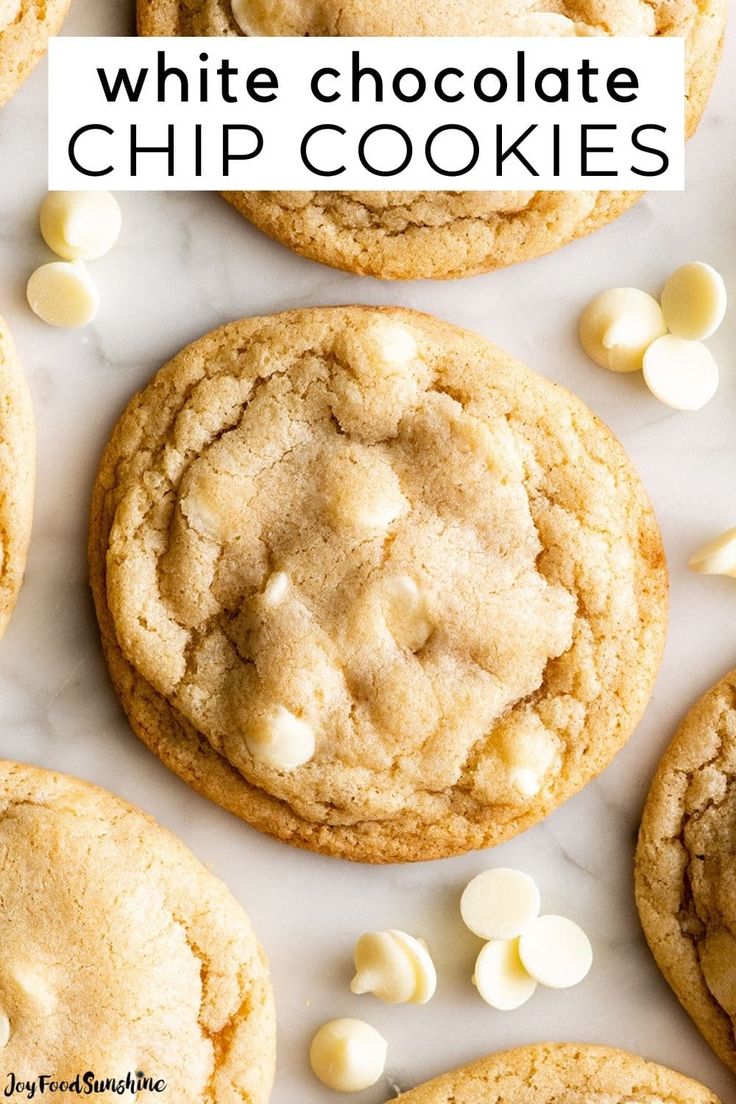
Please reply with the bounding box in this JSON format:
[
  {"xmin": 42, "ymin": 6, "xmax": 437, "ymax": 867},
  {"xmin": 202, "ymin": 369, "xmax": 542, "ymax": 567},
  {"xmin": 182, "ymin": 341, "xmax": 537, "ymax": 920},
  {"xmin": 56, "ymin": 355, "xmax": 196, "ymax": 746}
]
[
  {"xmin": 0, "ymin": 0, "xmax": 72, "ymax": 106},
  {"xmin": 636, "ymin": 669, "xmax": 736, "ymax": 1077},
  {"xmin": 385, "ymin": 1042, "xmax": 720, "ymax": 1103},
  {"xmin": 0, "ymin": 761, "xmax": 276, "ymax": 1103},
  {"xmin": 90, "ymin": 306, "xmax": 667, "ymax": 863},
  {"xmin": 138, "ymin": 0, "xmax": 725, "ymax": 279},
  {"xmin": 0, "ymin": 316, "xmax": 34, "ymax": 640}
]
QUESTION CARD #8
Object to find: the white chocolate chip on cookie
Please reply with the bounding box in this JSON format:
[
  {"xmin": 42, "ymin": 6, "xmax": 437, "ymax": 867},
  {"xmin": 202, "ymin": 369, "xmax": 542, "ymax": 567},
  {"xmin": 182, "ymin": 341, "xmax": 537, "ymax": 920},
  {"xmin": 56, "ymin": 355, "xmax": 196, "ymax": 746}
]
[
  {"xmin": 461, "ymin": 868, "xmax": 541, "ymax": 941},
  {"xmin": 370, "ymin": 322, "xmax": 418, "ymax": 367},
  {"xmin": 661, "ymin": 262, "xmax": 727, "ymax": 341},
  {"xmin": 325, "ymin": 446, "xmax": 406, "ymax": 532},
  {"xmin": 579, "ymin": 288, "xmax": 667, "ymax": 373},
  {"xmin": 689, "ymin": 528, "xmax": 736, "ymax": 578},
  {"xmin": 0, "ymin": 1011, "xmax": 10, "ymax": 1049},
  {"xmin": 40, "ymin": 191, "xmax": 122, "ymax": 261},
  {"xmin": 498, "ymin": 718, "xmax": 558, "ymax": 800},
  {"xmin": 382, "ymin": 575, "xmax": 433, "ymax": 652},
  {"xmin": 310, "ymin": 1018, "xmax": 388, "ymax": 1093},
  {"xmin": 26, "ymin": 261, "xmax": 99, "ymax": 328},
  {"xmin": 643, "ymin": 335, "xmax": 718, "ymax": 411},
  {"xmin": 245, "ymin": 706, "xmax": 315, "ymax": 770},
  {"xmin": 262, "ymin": 571, "xmax": 290, "ymax": 607},
  {"xmin": 14, "ymin": 965, "xmax": 56, "ymax": 1011},
  {"xmin": 518, "ymin": 915, "xmax": 593, "ymax": 989},
  {"xmin": 351, "ymin": 930, "xmax": 437, "ymax": 1004},
  {"xmin": 473, "ymin": 939, "xmax": 537, "ymax": 1010}
]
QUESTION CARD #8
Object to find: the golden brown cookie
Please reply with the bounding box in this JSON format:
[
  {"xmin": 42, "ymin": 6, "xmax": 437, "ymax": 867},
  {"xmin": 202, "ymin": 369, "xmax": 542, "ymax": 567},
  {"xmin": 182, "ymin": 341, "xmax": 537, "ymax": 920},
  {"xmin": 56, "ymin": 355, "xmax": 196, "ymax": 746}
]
[
  {"xmin": 385, "ymin": 1043, "xmax": 720, "ymax": 1104},
  {"xmin": 0, "ymin": 760, "xmax": 276, "ymax": 1102},
  {"xmin": 0, "ymin": 0, "xmax": 73, "ymax": 107},
  {"xmin": 138, "ymin": 0, "xmax": 725, "ymax": 280},
  {"xmin": 0, "ymin": 316, "xmax": 34, "ymax": 639},
  {"xmin": 90, "ymin": 305, "xmax": 667, "ymax": 863},
  {"xmin": 636, "ymin": 669, "xmax": 736, "ymax": 1077}
]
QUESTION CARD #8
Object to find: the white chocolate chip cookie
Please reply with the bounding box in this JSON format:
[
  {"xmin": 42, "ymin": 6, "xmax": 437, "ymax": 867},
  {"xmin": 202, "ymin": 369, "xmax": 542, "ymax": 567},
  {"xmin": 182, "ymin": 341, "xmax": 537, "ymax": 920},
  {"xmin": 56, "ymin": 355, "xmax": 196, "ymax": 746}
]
[
  {"xmin": 0, "ymin": 316, "xmax": 34, "ymax": 640},
  {"xmin": 0, "ymin": 760, "xmax": 276, "ymax": 1101},
  {"xmin": 137, "ymin": 0, "xmax": 725, "ymax": 280},
  {"xmin": 89, "ymin": 306, "xmax": 667, "ymax": 863}
]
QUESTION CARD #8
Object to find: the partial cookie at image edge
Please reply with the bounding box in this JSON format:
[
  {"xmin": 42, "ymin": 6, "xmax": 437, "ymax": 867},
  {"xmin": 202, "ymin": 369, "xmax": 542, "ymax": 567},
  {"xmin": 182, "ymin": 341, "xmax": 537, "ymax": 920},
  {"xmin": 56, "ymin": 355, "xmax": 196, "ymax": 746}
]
[
  {"xmin": 0, "ymin": 316, "xmax": 34, "ymax": 640},
  {"xmin": 0, "ymin": 0, "xmax": 73, "ymax": 107},
  {"xmin": 636, "ymin": 669, "xmax": 736, "ymax": 1077},
  {"xmin": 385, "ymin": 1042, "xmax": 721, "ymax": 1103},
  {"xmin": 0, "ymin": 759, "xmax": 276, "ymax": 1101}
]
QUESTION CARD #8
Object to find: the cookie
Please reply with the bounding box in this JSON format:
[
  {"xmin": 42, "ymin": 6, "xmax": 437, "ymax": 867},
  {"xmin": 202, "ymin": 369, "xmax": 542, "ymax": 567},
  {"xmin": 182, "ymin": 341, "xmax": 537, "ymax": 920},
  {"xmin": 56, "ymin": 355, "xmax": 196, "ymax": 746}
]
[
  {"xmin": 0, "ymin": 316, "xmax": 34, "ymax": 640},
  {"xmin": 386, "ymin": 1043, "xmax": 720, "ymax": 1103},
  {"xmin": 89, "ymin": 305, "xmax": 667, "ymax": 863},
  {"xmin": 138, "ymin": 0, "xmax": 725, "ymax": 280},
  {"xmin": 0, "ymin": 760, "xmax": 276, "ymax": 1101},
  {"xmin": 0, "ymin": 0, "xmax": 72, "ymax": 107},
  {"xmin": 636, "ymin": 669, "xmax": 736, "ymax": 1077}
]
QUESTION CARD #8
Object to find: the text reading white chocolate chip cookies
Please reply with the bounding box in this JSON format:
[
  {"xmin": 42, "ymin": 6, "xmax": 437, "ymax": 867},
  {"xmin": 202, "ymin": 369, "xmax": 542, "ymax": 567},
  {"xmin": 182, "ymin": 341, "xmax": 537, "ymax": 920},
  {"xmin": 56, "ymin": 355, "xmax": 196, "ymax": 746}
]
[
  {"xmin": 90, "ymin": 306, "xmax": 667, "ymax": 863},
  {"xmin": 0, "ymin": 761, "xmax": 275, "ymax": 1102}
]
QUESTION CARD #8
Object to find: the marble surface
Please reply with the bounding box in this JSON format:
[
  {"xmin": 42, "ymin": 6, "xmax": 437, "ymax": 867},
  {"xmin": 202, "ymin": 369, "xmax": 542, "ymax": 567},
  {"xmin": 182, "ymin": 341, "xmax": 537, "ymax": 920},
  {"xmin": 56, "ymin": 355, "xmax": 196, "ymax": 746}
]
[{"xmin": 1, "ymin": 3, "xmax": 735, "ymax": 1100}]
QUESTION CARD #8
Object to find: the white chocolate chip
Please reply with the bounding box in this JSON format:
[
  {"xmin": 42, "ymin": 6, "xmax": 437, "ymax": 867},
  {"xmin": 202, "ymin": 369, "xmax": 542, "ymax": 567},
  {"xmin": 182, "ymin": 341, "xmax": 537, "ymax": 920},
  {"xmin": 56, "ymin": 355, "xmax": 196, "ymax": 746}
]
[
  {"xmin": 40, "ymin": 191, "xmax": 122, "ymax": 261},
  {"xmin": 0, "ymin": 0, "xmax": 21, "ymax": 29},
  {"xmin": 0, "ymin": 1012, "xmax": 10, "ymax": 1049},
  {"xmin": 182, "ymin": 491, "xmax": 223, "ymax": 540},
  {"xmin": 245, "ymin": 706, "xmax": 314, "ymax": 770},
  {"xmin": 518, "ymin": 915, "xmax": 592, "ymax": 989},
  {"xmin": 371, "ymin": 322, "xmax": 418, "ymax": 367},
  {"xmin": 326, "ymin": 448, "xmax": 406, "ymax": 533},
  {"xmin": 472, "ymin": 939, "xmax": 537, "ymax": 1010},
  {"xmin": 501, "ymin": 725, "xmax": 557, "ymax": 800},
  {"xmin": 262, "ymin": 571, "xmax": 290, "ymax": 607},
  {"xmin": 508, "ymin": 767, "xmax": 543, "ymax": 798},
  {"xmin": 351, "ymin": 929, "xmax": 437, "ymax": 1005},
  {"xmin": 689, "ymin": 528, "xmax": 736, "ymax": 578},
  {"xmin": 309, "ymin": 1018, "xmax": 387, "ymax": 1093},
  {"xmin": 579, "ymin": 288, "xmax": 667, "ymax": 373},
  {"xmin": 357, "ymin": 488, "xmax": 405, "ymax": 530},
  {"xmin": 26, "ymin": 261, "xmax": 99, "ymax": 328},
  {"xmin": 461, "ymin": 868, "xmax": 541, "ymax": 941},
  {"xmin": 14, "ymin": 966, "xmax": 56, "ymax": 1011},
  {"xmin": 643, "ymin": 335, "xmax": 718, "ymax": 411},
  {"xmin": 382, "ymin": 575, "xmax": 432, "ymax": 652},
  {"xmin": 661, "ymin": 262, "xmax": 727, "ymax": 341}
]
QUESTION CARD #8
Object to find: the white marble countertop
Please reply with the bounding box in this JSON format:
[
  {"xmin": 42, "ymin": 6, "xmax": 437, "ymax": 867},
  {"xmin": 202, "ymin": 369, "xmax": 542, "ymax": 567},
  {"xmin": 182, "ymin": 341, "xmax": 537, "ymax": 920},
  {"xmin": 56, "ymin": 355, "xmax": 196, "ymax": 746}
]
[{"xmin": 1, "ymin": 3, "xmax": 735, "ymax": 1100}]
